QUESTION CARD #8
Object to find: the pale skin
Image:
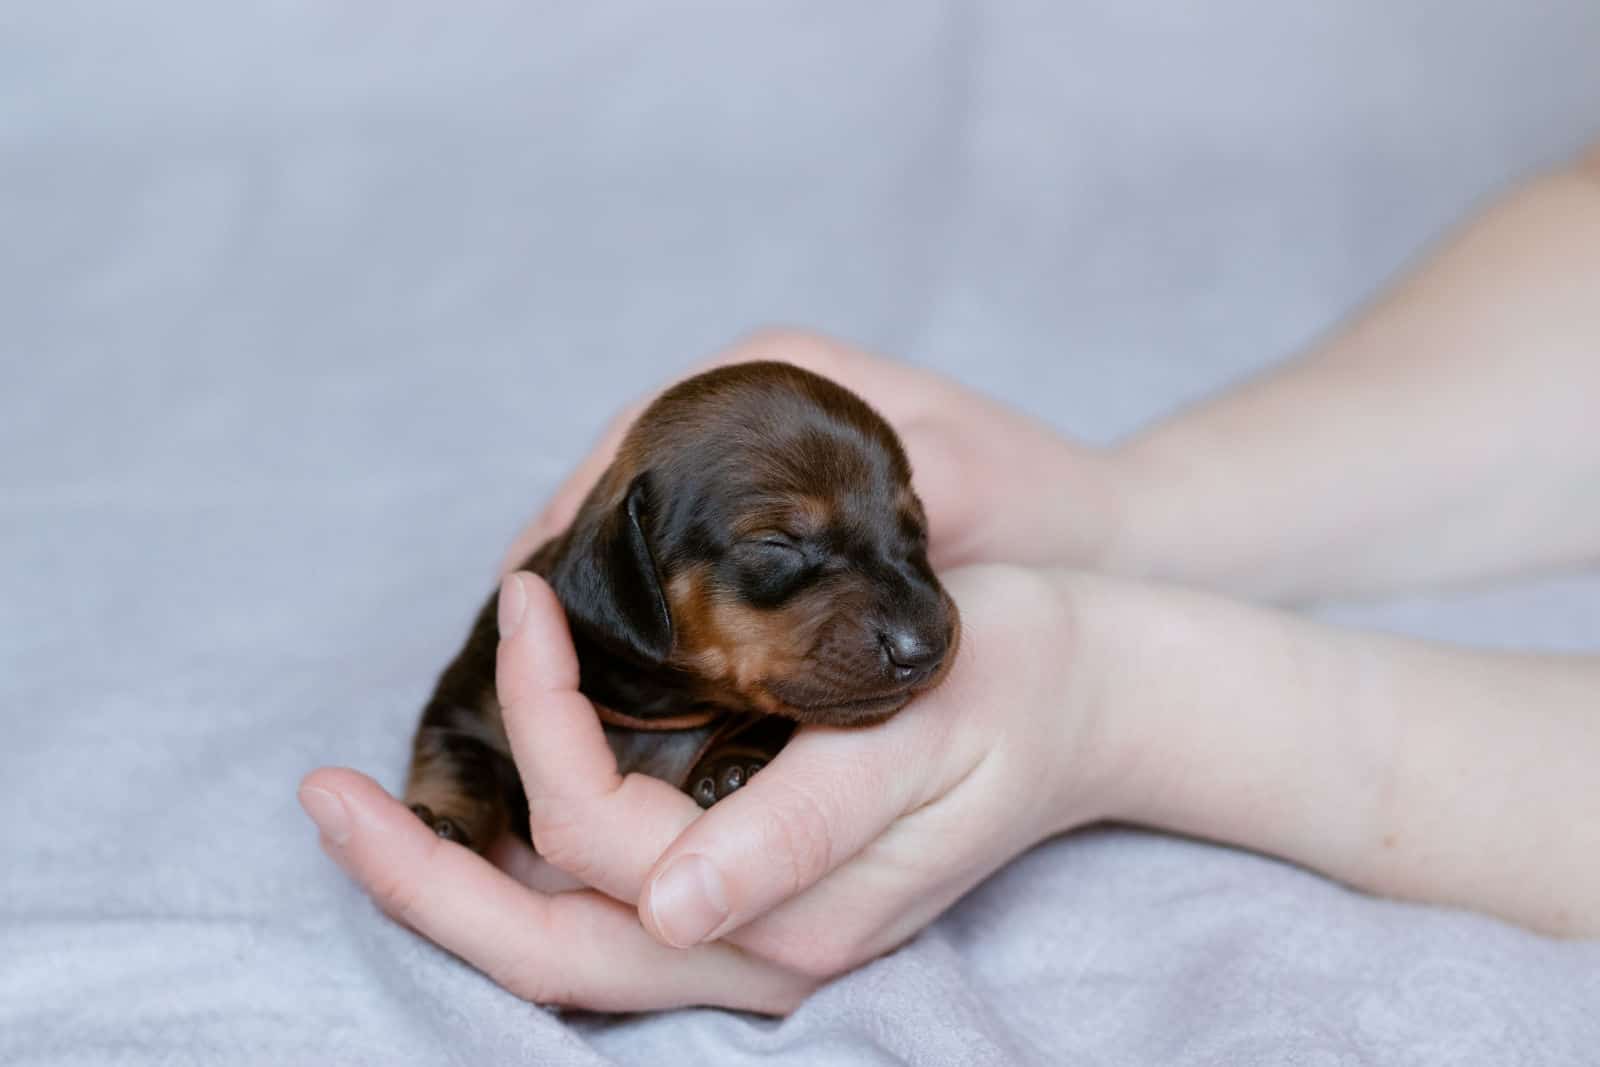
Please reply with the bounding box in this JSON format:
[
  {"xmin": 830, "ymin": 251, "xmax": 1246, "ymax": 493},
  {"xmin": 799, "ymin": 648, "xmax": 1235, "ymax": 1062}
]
[{"xmin": 299, "ymin": 145, "xmax": 1600, "ymax": 1013}]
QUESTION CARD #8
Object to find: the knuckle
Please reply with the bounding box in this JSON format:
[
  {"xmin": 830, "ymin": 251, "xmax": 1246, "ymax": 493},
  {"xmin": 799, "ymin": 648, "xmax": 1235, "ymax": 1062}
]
[
  {"xmin": 528, "ymin": 801, "xmax": 595, "ymax": 881},
  {"xmin": 494, "ymin": 957, "xmax": 569, "ymax": 1008},
  {"xmin": 770, "ymin": 926, "xmax": 863, "ymax": 981},
  {"xmin": 370, "ymin": 874, "xmax": 422, "ymax": 926},
  {"xmin": 755, "ymin": 784, "xmax": 836, "ymax": 896},
  {"xmin": 367, "ymin": 849, "xmax": 436, "ymax": 928}
]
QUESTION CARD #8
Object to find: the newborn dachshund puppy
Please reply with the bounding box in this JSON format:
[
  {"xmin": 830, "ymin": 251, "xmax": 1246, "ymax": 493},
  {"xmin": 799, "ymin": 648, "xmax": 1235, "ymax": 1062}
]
[{"xmin": 405, "ymin": 361, "xmax": 959, "ymax": 851}]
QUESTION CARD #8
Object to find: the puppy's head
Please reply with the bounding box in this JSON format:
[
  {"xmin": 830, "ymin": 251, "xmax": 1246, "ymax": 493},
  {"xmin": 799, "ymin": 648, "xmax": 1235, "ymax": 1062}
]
[{"xmin": 554, "ymin": 360, "xmax": 957, "ymax": 727}]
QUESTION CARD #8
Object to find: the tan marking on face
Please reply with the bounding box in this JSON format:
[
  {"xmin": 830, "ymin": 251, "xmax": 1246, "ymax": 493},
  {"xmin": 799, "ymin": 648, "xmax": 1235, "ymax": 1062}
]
[
  {"xmin": 705, "ymin": 596, "xmax": 811, "ymax": 693},
  {"xmin": 665, "ymin": 565, "xmax": 836, "ymax": 713},
  {"xmin": 728, "ymin": 494, "xmax": 834, "ymax": 541},
  {"xmin": 792, "ymin": 494, "xmax": 834, "ymax": 531},
  {"xmin": 666, "ymin": 568, "xmax": 731, "ymax": 680}
]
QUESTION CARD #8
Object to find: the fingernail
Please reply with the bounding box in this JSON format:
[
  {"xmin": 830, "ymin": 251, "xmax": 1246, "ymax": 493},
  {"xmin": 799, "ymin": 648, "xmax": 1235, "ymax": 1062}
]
[
  {"xmin": 298, "ymin": 786, "xmax": 352, "ymax": 846},
  {"xmin": 647, "ymin": 854, "xmax": 730, "ymax": 948},
  {"xmin": 498, "ymin": 573, "xmax": 528, "ymax": 639}
]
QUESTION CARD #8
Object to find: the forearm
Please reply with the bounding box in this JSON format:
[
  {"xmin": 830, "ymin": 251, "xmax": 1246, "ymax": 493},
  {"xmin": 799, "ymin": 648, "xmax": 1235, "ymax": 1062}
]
[
  {"xmin": 1064, "ymin": 571, "xmax": 1600, "ymax": 937},
  {"xmin": 1100, "ymin": 154, "xmax": 1600, "ymax": 602}
]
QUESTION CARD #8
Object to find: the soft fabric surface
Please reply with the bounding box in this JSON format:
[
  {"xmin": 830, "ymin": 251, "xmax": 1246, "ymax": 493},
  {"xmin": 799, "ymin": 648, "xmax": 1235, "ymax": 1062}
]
[{"xmin": 5, "ymin": 3, "xmax": 1599, "ymax": 1064}]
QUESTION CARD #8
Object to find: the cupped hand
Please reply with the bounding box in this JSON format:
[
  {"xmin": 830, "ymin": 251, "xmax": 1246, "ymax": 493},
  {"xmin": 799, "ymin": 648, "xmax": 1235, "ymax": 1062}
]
[
  {"xmin": 299, "ymin": 331, "xmax": 1128, "ymax": 1012},
  {"xmin": 499, "ymin": 329, "xmax": 1122, "ymax": 575},
  {"xmin": 297, "ymin": 561, "xmax": 1118, "ymax": 1013},
  {"xmin": 506, "ymin": 563, "xmax": 1119, "ymax": 975},
  {"xmin": 296, "ymin": 765, "xmax": 813, "ymax": 1014},
  {"xmin": 299, "ymin": 564, "xmax": 1113, "ymax": 1011}
]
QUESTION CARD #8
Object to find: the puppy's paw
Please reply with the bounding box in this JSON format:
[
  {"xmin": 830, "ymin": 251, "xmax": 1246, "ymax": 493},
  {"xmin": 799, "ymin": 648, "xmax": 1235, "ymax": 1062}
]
[
  {"xmin": 408, "ymin": 803, "xmax": 474, "ymax": 849},
  {"xmin": 683, "ymin": 715, "xmax": 794, "ymax": 808},
  {"xmin": 688, "ymin": 754, "xmax": 767, "ymax": 808}
]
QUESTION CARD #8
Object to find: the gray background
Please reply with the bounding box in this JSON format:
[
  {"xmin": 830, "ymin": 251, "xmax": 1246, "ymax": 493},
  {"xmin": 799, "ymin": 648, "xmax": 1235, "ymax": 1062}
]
[{"xmin": 4, "ymin": 3, "xmax": 1598, "ymax": 1064}]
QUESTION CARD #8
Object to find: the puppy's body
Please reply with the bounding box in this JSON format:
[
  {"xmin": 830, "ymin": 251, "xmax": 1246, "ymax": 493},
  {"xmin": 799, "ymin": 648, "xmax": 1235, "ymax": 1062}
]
[{"xmin": 406, "ymin": 362, "xmax": 957, "ymax": 851}]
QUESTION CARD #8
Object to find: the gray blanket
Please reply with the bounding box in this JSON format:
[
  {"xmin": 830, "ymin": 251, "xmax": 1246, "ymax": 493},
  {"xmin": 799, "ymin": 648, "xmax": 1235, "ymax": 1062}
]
[{"xmin": 5, "ymin": 3, "xmax": 1598, "ymax": 1063}]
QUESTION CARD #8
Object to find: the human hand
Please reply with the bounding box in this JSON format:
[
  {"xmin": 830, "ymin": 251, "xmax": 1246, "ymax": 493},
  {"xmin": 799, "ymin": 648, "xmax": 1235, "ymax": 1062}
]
[
  {"xmin": 295, "ymin": 765, "xmax": 814, "ymax": 1013},
  {"xmin": 299, "ymin": 563, "xmax": 1117, "ymax": 1011},
  {"xmin": 488, "ymin": 559, "xmax": 1600, "ymax": 968},
  {"xmin": 496, "ymin": 565, "xmax": 1112, "ymax": 977},
  {"xmin": 499, "ymin": 329, "xmax": 1123, "ymax": 575}
]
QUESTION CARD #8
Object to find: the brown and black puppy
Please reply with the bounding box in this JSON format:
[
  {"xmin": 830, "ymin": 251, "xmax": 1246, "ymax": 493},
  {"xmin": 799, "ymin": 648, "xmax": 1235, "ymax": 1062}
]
[{"xmin": 405, "ymin": 361, "xmax": 959, "ymax": 852}]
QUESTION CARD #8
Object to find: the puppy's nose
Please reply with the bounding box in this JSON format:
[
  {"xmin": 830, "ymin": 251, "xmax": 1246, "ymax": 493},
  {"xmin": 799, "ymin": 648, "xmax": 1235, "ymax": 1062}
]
[{"xmin": 879, "ymin": 626, "xmax": 946, "ymax": 684}]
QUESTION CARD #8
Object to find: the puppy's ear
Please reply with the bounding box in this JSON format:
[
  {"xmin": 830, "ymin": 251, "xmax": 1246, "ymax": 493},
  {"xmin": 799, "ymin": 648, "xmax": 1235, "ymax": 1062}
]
[{"xmin": 554, "ymin": 471, "xmax": 674, "ymax": 663}]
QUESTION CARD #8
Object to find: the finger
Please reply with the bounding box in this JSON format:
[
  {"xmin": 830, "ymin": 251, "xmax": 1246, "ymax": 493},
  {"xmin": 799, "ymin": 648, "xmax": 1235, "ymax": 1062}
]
[
  {"xmin": 297, "ymin": 766, "xmax": 812, "ymax": 1014},
  {"xmin": 728, "ymin": 328, "xmax": 971, "ymax": 426},
  {"xmin": 487, "ymin": 833, "xmax": 585, "ymax": 894},
  {"xmin": 636, "ymin": 710, "xmax": 947, "ymax": 949},
  {"xmin": 716, "ymin": 779, "xmax": 1008, "ymax": 976},
  {"xmin": 893, "ymin": 418, "xmax": 975, "ymax": 568},
  {"xmin": 495, "ymin": 573, "xmax": 703, "ymax": 901}
]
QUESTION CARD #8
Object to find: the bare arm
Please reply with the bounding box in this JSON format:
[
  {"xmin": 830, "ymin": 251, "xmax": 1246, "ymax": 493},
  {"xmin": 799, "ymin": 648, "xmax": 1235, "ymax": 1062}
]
[
  {"xmin": 1106, "ymin": 148, "xmax": 1600, "ymax": 601},
  {"xmin": 1075, "ymin": 571, "xmax": 1600, "ymax": 937},
  {"xmin": 500, "ymin": 150, "xmax": 1600, "ymax": 602}
]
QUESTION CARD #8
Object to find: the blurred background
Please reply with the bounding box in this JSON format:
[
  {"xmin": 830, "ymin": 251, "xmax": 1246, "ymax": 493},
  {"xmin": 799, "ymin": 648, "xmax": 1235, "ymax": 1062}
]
[
  {"xmin": 4, "ymin": 3, "xmax": 1599, "ymax": 1063},
  {"xmin": 9, "ymin": 4, "xmax": 1599, "ymax": 650}
]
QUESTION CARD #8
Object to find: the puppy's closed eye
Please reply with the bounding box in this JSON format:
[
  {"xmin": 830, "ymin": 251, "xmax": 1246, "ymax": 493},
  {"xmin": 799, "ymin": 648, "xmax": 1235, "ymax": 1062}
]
[
  {"xmin": 730, "ymin": 536, "xmax": 813, "ymax": 605},
  {"xmin": 753, "ymin": 534, "xmax": 804, "ymax": 553}
]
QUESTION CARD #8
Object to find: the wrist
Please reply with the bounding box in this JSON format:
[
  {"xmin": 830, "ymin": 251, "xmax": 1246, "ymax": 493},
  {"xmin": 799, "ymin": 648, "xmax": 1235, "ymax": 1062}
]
[
  {"xmin": 1026, "ymin": 569, "xmax": 1157, "ymax": 837},
  {"xmin": 1037, "ymin": 570, "xmax": 1170, "ymax": 835},
  {"xmin": 1095, "ymin": 432, "xmax": 1230, "ymax": 593},
  {"xmin": 1044, "ymin": 572, "xmax": 1390, "ymax": 875},
  {"xmin": 934, "ymin": 429, "xmax": 1128, "ymax": 574},
  {"xmin": 1034, "ymin": 444, "xmax": 1129, "ymax": 573},
  {"xmin": 951, "ymin": 566, "xmax": 1128, "ymax": 846},
  {"xmin": 1097, "ymin": 423, "xmax": 1310, "ymax": 602}
]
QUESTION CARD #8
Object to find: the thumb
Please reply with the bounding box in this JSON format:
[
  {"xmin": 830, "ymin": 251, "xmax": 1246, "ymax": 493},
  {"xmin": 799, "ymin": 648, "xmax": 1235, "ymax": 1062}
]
[{"xmin": 637, "ymin": 723, "xmax": 928, "ymax": 949}]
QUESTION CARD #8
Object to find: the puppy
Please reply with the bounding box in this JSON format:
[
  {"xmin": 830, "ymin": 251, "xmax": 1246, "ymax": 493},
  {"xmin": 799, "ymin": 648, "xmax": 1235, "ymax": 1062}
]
[{"xmin": 405, "ymin": 361, "xmax": 959, "ymax": 851}]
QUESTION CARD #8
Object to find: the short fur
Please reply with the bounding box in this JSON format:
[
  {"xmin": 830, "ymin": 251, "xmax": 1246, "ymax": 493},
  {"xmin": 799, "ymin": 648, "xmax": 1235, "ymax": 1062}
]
[{"xmin": 405, "ymin": 361, "xmax": 958, "ymax": 850}]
